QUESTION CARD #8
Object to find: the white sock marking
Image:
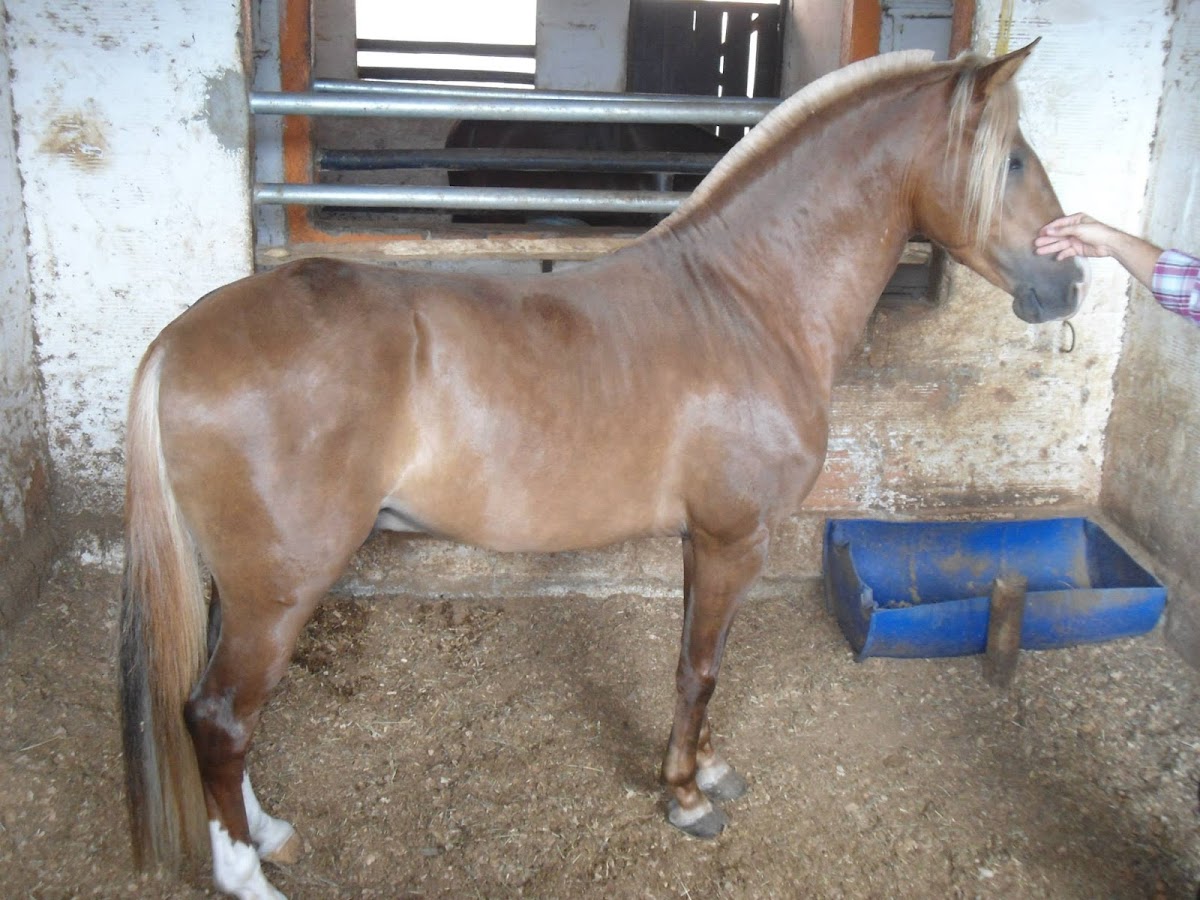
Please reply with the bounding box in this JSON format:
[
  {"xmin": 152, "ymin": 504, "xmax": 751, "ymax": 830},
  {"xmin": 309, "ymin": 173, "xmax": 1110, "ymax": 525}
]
[{"xmin": 242, "ymin": 774, "xmax": 296, "ymax": 858}]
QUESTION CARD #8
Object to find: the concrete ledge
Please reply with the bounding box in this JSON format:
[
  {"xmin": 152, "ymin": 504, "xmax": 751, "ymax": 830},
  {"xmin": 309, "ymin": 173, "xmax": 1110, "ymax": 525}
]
[
  {"xmin": 56, "ymin": 503, "xmax": 1197, "ymax": 671},
  {"xmin": 334, "ymin": 515, "xmax": 827, "ymax": 600}
]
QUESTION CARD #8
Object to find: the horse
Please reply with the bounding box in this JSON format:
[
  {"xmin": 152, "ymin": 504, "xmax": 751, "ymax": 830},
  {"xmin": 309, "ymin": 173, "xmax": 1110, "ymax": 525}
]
[
  {"xmin": 119, "ymin": 42, "xmax": 1085, "ymax": 899},
  {"xmin": 444, "ymin": 118, "xmax": 735, "ymax": 227}
]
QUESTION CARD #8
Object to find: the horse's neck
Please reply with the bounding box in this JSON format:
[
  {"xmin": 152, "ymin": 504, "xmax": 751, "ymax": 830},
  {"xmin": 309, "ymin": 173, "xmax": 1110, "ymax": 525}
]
[{"xmin": 643, "ymin": 93, "xmax": 924, "ymax": 377}]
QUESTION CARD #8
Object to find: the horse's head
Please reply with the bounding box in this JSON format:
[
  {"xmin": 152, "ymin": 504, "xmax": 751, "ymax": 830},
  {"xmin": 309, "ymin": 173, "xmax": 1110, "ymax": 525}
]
[{"xmin": 912, "ymin": 40, "xmax": 1086, "ymax": 323}]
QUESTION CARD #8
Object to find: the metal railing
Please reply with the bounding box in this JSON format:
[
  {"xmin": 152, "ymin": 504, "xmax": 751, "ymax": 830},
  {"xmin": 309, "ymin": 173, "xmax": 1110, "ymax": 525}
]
[
  {"xmin": 249, "ymin": 91, "xmax": 774, "ymax": 125},
  {"xmin": 318, "ymin": 147, "xmax": 725, "ymax": 174},
  {"xmin": 252, "ymin": 183, "xmax": 689, "ymax": 213},
  {"xmin": 252, "ymin": 85, "xmax": 777, "ymax": 214}
]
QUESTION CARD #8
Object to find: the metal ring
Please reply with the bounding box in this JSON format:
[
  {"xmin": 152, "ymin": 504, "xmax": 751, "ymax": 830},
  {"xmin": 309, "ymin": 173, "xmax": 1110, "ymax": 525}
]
[{"xmin": 1060, "ymin": 319, "xmax": 1076, "ymax": 353}]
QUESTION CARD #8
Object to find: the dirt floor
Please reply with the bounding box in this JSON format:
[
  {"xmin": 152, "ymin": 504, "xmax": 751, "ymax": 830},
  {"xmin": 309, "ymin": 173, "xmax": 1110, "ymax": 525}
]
[{"xmin": 1, "ymin": 559, "xmax": 1198, "ymax": 899}]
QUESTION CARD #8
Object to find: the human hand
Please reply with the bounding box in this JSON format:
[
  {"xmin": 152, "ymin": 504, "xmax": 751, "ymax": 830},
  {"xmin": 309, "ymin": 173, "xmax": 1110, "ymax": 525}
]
[{"xmin": 1034, "ymin": 213, "xmax": 1122, "ymax": 261}]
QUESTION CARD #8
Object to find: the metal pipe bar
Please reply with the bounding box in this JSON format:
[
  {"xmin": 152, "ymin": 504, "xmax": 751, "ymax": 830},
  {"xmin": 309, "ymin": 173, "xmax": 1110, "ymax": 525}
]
[
  {"xmin": 253, "ymin": 183, "xmax": 688, "ymax": 213},
  {"xmin": 318, "ymin": 147, "xmax": 724, "ymax": 173},
  {"xmin": 250, "ymin": 91, "xmax": 775, "ymax": 125},
  {"xmin": 355, "ymin": 38, "xmax": 536, "ymax": 58},
  {"xmin": 312, "ymin": 78, "xmax": 780, "ymax": 107}
]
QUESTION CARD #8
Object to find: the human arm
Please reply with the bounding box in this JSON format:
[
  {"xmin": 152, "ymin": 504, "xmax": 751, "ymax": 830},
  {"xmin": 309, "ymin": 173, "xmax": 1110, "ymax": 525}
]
[
  {"xmin": 1034, "ymin": 213, "xmax": 1162, "ymax": 290},
  {"xmin": 1036, "ymin": 213, "xmax": 1200, "ymax": 325}
]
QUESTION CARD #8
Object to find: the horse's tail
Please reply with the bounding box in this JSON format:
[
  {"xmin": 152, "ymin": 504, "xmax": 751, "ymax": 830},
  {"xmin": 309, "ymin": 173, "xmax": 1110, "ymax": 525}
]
[{"xmin": 119, "ymin": 344, "xmax": 209, "ymax": 869}]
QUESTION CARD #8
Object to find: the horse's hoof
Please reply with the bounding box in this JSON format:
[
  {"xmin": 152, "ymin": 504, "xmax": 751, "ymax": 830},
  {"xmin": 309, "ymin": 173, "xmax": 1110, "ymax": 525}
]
[
  {"xmin": 261, "ymin": 829, "xmax": 303, "ymax": 866},
  {"xmin": 697, "ymin": 763, "xmax": 749, "ymax": 803},
  {"xmin": 667, "ymin": 799, "xmax": 728, "ymax": 839}
]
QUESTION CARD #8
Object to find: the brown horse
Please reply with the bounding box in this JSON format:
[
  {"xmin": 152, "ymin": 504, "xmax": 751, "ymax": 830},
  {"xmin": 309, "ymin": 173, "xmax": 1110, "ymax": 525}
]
[{"xmin": 120, "ymin": 43, "xmax": 1085, "ymax": 898}]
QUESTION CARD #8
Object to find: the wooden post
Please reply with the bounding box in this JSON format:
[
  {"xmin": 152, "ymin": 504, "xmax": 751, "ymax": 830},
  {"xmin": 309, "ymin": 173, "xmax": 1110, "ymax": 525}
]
[{"xmin": 983, "ymin": 575, "xmax": 1027, "ymax": 688}]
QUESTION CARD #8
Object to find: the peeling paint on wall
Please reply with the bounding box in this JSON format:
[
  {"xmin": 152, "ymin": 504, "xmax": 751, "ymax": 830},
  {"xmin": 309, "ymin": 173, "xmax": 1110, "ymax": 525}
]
[
  {"xmin": 39, "ymin": 106, "xmax": 109, "ymax": 169},
  {"xmin": 202, "ymin": 67, "xmax": 251, "ymax": 155}
]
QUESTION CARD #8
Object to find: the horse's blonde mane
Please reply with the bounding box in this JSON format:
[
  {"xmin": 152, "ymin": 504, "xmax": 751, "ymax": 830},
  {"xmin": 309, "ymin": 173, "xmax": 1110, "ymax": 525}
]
[
  {"xmin": 662, "ymin": 48, "xmax": 1021, "ymax": 248},
  {"xmin": 947, "ymin": 54, "xmax": 1021, "ymax": 248},
  {"xmin": 665, "ymin": 50, "xmax": 937, "ymax": 222}
]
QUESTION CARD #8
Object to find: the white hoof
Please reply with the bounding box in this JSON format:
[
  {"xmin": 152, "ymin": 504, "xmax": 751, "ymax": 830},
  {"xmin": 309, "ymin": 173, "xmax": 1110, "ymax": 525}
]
[
  {"xmin": 667, "ymin": 794, "xmax": 715, "ymax": 828},
  {"xmin": 210, "ymin": 821, "xmax": 287, "ymax": 900},
  {"xmin": 697, "ymin": 758, "xmax": 749, "ymax": 802},
  {"xmin": 666, "ymin": 796, "xmax": 728, "ymax": 839}
]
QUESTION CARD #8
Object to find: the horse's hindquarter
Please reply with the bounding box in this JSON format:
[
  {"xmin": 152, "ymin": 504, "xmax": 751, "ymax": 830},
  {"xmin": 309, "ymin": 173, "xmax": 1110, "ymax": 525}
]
[{"xmin": 154, "ymin": 260, "xmax": 429, "ymax": 578}]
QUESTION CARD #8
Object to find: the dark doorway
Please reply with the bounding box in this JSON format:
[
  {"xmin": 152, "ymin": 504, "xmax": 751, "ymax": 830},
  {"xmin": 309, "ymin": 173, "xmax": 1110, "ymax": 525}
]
[{"xmin": 627, "ymin": 0, "xmax": 783, "ymax": 138}]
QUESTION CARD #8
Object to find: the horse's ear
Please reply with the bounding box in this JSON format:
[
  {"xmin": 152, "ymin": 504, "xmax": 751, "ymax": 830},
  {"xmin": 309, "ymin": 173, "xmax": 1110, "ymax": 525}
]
[{"xmin": 973, "ymin": 37, "xmax": 1040, "ymax": 103}]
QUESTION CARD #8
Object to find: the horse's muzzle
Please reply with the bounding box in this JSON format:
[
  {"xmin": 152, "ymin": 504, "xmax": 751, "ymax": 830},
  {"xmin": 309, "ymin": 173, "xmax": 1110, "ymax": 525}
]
[{"xmin": 1012, "ymin": 258, "xmax": 1088, "ymax": 324}]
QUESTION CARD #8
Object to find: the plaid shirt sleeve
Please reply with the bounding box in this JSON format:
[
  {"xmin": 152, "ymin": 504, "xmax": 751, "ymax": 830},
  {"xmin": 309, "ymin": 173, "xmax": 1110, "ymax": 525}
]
[{"xmin": 1151, "ymin": 249, "xmax": 1200, "ymax": 324}]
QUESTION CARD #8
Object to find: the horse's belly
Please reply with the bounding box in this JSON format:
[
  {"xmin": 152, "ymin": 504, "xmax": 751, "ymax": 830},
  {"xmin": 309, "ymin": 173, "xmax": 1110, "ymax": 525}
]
[{"xmin": 382, "ymin": 469, "xmax": 685, "ymax": 554}]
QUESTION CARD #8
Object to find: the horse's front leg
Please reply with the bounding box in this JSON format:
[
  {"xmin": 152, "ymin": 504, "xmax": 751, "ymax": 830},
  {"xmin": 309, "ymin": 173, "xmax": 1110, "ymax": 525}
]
[{"xmin": 663, "ymin": 525, "xmax": 768, "ymax": 837}]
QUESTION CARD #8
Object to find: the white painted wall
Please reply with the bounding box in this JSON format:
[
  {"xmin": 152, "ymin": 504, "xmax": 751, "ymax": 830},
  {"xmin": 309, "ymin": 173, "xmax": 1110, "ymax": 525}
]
[
  {"xmin": 1143, "ymin": 5, "xmax": 1200, "ymax": 257},
  {"xmin": 782, "ymin": 0, "xmax": 846, "ymax": 92},
  {"xmin": 6, "ymin": 0, "xmax": 254, "ymax": 515},
  {"xmin": 537, "ymin": 0, "xmax": 630, "ymax": 91},
  {"xmin": 0, "ymin": 3, "xmax": 48, "ymax": 542},
  {"xmin": 928, "ymin": 0, "xmax": 1174, "ymax": 502}
]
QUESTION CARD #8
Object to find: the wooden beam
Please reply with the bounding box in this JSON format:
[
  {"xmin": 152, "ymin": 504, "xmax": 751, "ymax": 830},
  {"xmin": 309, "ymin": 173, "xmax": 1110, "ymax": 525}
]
[
  {"xmin": 842, "ymin": 0, "xmax": 883, "ymax": 66},
  {"xmin": 258, "ymin": 237, "xmax": 933, "ymax": 267},
  {"xmin": 950, "ymin": 0, "xmax": 976, "ymax": 56},
  {"xmin": 279, "ymin": 0, "xmax": 316, "ymax": 243}
]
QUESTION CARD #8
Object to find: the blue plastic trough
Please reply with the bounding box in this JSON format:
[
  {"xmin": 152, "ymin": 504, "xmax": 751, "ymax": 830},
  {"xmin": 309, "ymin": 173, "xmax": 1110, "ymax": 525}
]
[{"xmin": 823, "ymin": 517, "xmax": 1166, "ymax": 660}]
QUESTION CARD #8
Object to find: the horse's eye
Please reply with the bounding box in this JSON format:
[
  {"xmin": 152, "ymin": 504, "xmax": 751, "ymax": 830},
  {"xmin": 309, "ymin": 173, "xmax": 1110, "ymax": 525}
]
[{"xmin": 1008, "ymin": 155, "xmax": 1024, "ymax": 173}]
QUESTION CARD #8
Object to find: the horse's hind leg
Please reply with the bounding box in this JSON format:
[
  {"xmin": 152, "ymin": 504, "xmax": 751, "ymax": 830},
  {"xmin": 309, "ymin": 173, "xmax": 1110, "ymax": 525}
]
[
  {"xmin": 662, "ymin": 527, "xmax": 767, "ymax": 838},
  {"xmin": 185, "ymin": 578, "xmax": 324, "ymax": 899},
  {"xmin": 206, "ymin": 583, "xmax": 301, "ymax": 865}
]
